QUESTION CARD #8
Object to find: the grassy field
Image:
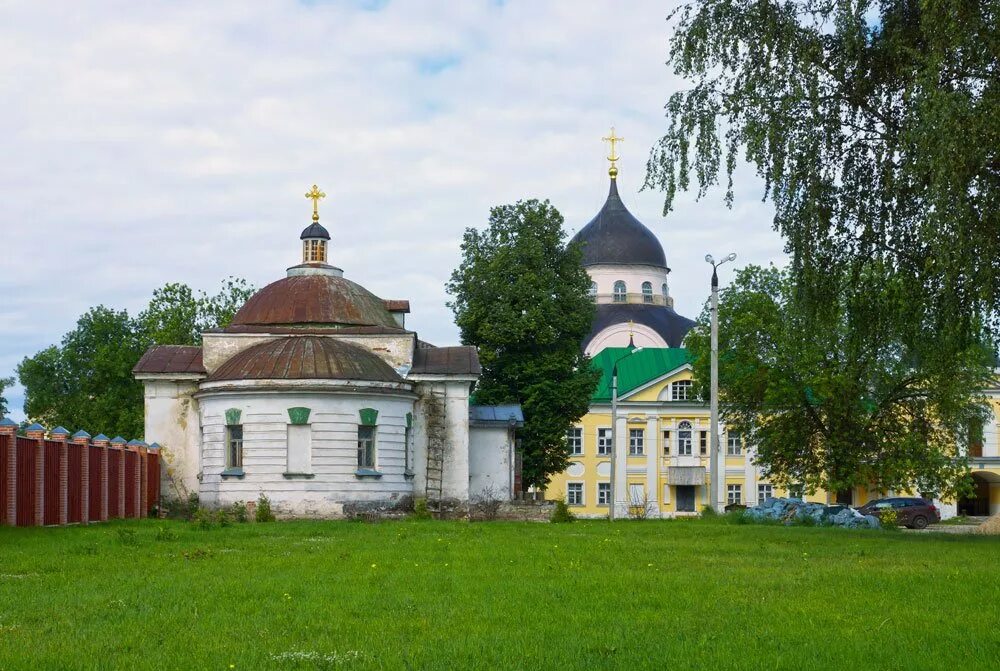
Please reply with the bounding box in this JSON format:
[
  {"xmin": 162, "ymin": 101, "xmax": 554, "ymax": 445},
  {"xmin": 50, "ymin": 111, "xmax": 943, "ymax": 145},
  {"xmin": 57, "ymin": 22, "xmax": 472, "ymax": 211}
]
[{"xmin": 1, "ymin": 517, "xmax": 998, "ymax": 670}]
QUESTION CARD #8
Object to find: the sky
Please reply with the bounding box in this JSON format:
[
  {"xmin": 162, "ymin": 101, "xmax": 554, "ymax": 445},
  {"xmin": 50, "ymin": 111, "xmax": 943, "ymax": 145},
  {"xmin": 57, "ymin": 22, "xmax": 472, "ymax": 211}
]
[{"xmin": 0, "ymin": 0, "xmax": 784, "ymax": 422}]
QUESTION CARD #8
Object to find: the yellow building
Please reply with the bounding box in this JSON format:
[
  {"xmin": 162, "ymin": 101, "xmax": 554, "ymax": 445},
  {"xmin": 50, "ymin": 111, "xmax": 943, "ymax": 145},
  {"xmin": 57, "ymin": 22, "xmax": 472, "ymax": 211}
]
[{"xmin": 547, "ymin": 134, "xmax": 1000, "ymax": 519}]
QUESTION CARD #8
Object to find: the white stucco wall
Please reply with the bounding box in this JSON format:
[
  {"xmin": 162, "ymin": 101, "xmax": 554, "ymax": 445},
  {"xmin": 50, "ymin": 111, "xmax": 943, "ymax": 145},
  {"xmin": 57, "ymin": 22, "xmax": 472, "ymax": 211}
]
[
  {"xmin": 587, "ymin": 263, "xmax": 671, "ymax": 304},
  {"xmin": 197, "ymin": 388, "xmax": 416, "ymax": 516},
  {"xmin": 138, "ymin": 376, "xmax": 202, "ymax": 498},
  {"xmin": 408, "ymin": 377, "xmax": 475, "ymax": 502},
  {"xmin": 469, "ymin": 425, "xmax": 514, "ymax": 500},
  {"xmin": 584, "ymin": 322, "xmax": 669, "ymax": 356}
]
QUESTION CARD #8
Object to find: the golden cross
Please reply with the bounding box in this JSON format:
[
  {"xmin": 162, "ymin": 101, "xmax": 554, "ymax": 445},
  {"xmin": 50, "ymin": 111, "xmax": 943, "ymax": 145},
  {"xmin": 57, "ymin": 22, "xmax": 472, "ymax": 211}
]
[
  {"xmin": 305, "ymin": 184, "xmax": 326, "ymax": 222},
  {"xmin": 602, "ymin": 127, "xmax": 624, "ymax": 178}
]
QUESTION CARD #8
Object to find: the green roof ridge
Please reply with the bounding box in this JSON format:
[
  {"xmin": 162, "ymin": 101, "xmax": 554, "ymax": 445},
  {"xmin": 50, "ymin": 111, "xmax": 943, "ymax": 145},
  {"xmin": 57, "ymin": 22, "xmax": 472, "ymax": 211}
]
[{"xmin": 590, "ymin": 347, "xmax": 693, "ymax": 402}]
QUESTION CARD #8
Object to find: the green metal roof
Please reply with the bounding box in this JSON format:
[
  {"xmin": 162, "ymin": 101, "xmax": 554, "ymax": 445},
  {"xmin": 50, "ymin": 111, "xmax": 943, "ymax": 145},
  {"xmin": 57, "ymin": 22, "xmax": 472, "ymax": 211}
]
[{"xmin": 590, "ymin": 347, "xmax": 693, "ymax": 402}]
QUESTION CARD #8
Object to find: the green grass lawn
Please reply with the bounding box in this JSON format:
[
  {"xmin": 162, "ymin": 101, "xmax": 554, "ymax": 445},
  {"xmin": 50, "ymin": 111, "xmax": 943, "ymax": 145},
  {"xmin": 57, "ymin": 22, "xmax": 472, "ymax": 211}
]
[{"xmin": 1, "ymin": 517, "xmax": 998, "ymax": 670}]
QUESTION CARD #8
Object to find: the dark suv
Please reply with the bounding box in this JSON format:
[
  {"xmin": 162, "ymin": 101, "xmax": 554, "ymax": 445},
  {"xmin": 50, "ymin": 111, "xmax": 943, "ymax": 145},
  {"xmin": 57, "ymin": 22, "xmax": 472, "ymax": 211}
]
[{"xmin": 857, "ymin": 497, "xmax": 940, "ymax": 529}]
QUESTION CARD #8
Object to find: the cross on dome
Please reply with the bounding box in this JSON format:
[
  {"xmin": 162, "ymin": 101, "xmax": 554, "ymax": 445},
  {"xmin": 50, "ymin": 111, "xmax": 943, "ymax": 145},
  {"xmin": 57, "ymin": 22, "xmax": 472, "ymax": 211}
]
[
  {"xmin": 602, "ymin": 127, "xmax": 624, "ymax": 179},
  {"xmin": 305, "ymin": 184, "xmax": 326, "ymax": 222}
]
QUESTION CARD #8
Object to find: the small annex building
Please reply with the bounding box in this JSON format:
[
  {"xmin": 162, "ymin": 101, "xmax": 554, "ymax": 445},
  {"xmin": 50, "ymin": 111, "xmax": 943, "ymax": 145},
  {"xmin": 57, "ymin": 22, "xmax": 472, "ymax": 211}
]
[{"xmin": 133, "ymin": 187, "xmax": 522, "ymax": 517}]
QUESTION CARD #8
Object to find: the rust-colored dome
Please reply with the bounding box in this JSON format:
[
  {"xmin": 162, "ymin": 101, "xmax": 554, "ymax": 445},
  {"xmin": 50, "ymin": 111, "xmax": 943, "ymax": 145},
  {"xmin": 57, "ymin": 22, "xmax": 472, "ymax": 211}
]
[
  {"xmin": 208, "ymin": 336, "xmax": 402, "ymax": 382},
  {"xmin": 231, "ymin": 275, "xmax": 397, "ymax": 328}
]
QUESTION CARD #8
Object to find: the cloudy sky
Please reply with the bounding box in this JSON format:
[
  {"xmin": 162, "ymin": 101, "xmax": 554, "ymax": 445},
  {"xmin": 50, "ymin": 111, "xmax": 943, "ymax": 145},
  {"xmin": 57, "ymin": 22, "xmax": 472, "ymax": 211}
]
[{"xmin": 0, "ymin": 0, "xmax": 784, "ymax": 421}]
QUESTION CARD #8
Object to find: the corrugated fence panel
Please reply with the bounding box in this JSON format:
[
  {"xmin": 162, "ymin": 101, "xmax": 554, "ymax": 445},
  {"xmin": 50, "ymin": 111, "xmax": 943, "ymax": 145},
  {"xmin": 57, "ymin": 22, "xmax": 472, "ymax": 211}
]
[
  {"xmin": 43, "ymin": 440, "xmax": 60, "ymax": 525},
  {"xmin": 146, "ymin": 452, "xmax": 160, "ymax": 516},
  {"xmin": 15, "ymin": 437, "xmax": 36, "ymax": 526},
  {"xmin": 0, "ymin": 434, "xmax": 8, "ymax": 524},
  {"xmin": 88, "ymin": 445, "xmax": 101, "ymax": 521},
  {"xmin": 124, "ymin": 451, "xmax": 137, "ymax": 518},
  {"xmin": 67, "ymin": 444, "xmax": 83, "ymax": 523},
  {"xmin": 108, "ymin": 449, "xmax": 121, "ymax": 519}
]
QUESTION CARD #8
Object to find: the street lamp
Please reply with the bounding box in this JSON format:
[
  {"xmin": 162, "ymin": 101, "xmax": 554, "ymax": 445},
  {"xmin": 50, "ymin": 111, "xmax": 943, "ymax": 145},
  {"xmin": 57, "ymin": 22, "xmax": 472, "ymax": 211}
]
[
  {"xmin": 609, "ymin": 345, "xmax": 643, "ymax": 521},
  {"xmin": 706, "ymin": 252, "xmax": 736, "ymax": 513}
]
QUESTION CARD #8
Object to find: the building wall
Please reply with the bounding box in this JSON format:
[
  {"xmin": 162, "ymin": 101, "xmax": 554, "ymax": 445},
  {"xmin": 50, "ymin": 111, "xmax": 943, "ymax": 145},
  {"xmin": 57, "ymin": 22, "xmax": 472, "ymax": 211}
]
[
  {"xmin": 197, "ymin": 390, "xmax": 416, "ymax": 516},
  {"xmin": 587, "ymin": 264, "xmax": 671, "ymax": 304},
  {"xmin": 140, "ymin": 378, "xmax": 202, "ymax": 497},
  {"xmin": 469, "ymin": 425, "xmax": 515, "ymax": 499},
  {"xmin": 202, "ymin": 332, "xmax": 416, "ymax": 375}
]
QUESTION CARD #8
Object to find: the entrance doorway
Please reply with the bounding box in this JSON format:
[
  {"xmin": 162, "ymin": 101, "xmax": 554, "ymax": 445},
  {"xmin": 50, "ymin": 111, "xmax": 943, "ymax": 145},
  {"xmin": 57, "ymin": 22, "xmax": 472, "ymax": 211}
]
[
  {"xmin": 676, "ymin": 485, "xmax": 696, "ymax": 512},
  {"xmin": 958, "ymin": 474, "xmax": 992, "ymax": 516}
]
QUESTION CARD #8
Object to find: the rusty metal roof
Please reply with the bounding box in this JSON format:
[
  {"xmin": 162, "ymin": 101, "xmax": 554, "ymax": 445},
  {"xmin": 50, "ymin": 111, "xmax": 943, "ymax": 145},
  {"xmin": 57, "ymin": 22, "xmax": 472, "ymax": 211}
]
[
  {"xmin": 207, "ymin": 336, "xmax": 403, "ymax": 383},
  {"xmin": 132, "ymin": 346, "xmax": 206, "ymax": 375},
  {"xmin": 230, "ymin": 275, "xmax": 398, "ymax": 328},
  {"xmin": 213, "ymin": 324, "xmax": 411, "ymax": 335},
  {"xmin": 410, "ymin": 346, "xmax": 481, "ymax": 375},
  {"xmin": 383, "ymin": 299, "xmax": 410, "ymax": 313}
]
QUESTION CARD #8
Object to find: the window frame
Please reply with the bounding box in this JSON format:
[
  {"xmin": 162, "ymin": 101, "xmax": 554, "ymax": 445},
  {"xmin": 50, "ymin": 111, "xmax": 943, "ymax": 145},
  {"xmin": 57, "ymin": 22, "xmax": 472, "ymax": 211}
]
[
  {"xmin": 357, "ymin": 425, "xmax": 377, "ymax": 469},
  {"xmin": 597, "ymin": 427, "xmax": 612, "ymax": 456},
  {"xmin": 597, "ymin": 482, "xmax": 610, "ymax": 507},
  {"xmin": 672, "ymin": 380, "xmax": 692, "ymax": 401},
  {"xmin": 225, "ymin": 424, "xmax": 243, "ymax": 470},
  {"xmin": 662, "ymin": 430, "xmax": 671, "ymax": 455},
  {"xmin": 677, "ymin": 421, "xmax": 693, "ymax": 456},
  {"xmin": 612, "ymin": 280, "xmax": 627, "ymax": 303},
  {"xmin": 566, "ymin": 427, "xmax": 583, "ymax": 456},
  {"xmin": 567, "ymin": 482, "xmax": 584, "ymax": 506},
  {"xmin": 641, "ymin": 281, "xmax": 653, "ymax": 303},
  {"xmin": 628, "ymin": 428, "xmax": 644, "ymax": 456},
  {"xmin": 727, "ymin": 484, "xmax": 742, "ymax": 506},
  {"xmin": 699, "ymin": 430, "xmax": 707, "ymax": 455},
  {"xmin": 758, "ymin": 483, "xmax": 773, "ymax": 502},
  {"xmin": 726, "ymin": 434, "xmax": 742, "ymax": 456}
]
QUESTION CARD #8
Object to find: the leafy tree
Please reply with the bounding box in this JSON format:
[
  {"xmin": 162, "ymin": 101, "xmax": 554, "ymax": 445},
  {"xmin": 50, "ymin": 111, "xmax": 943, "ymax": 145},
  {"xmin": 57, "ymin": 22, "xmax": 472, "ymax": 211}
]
[
  {"xmin": 646, "ymin": 0, "xmax": 1000, "ymax": 350},
  {"xmin": 685, "ymin": 264, "xmax": 993, "ymax": 499},
  {"xmin": 447, "ymin": 200, "xmax": 599, "ymax": 488},
  {"xmin": 0, "ymin": 376, "xmax": 14, "ymax": 418},
  {"xmin": 17, "ymin": 278, "xmax": 254, "ymax": 438}
]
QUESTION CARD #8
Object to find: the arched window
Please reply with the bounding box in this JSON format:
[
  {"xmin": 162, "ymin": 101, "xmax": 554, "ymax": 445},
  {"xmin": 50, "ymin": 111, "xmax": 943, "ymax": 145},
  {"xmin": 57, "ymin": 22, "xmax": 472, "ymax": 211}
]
[
  {"xmin": 589, "ymin": 281, "xmax": 597, "ymax": 299},
  {"xmin": 613, "ymin": 281, "xmax": 627, "ymax": 303},
  {"xmin": 677, "ymin": 420, "xmax": 693, "ymax": 456},
  {"xmin": 642, "ymin": 281, "xmax": 653, "ymax": 303},
  {"xmin": 661, "ymin": 282, "xmax": 669, "ymax": 300}
]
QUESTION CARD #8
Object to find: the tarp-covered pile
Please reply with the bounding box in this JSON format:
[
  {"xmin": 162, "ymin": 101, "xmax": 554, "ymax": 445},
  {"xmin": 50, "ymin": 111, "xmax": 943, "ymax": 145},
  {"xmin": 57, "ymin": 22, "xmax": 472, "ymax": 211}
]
[{"xmin": 746, "ymin": 497, "xmax": 881, "ymax": 529}]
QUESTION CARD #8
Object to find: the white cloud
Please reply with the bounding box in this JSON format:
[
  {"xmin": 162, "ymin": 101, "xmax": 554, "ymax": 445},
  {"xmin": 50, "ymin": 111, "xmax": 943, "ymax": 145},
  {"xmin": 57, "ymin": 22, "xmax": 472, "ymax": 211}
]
[{"xmin": 0, "ymin": 0, "xmax": 784, "ymax": 421}]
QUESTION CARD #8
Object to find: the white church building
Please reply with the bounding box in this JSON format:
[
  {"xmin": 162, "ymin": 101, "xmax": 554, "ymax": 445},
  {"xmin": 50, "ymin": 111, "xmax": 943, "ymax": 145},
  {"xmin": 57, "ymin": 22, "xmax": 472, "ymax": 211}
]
[{"xmin": 133, "ymin": 186, "xmax": 522, "ymax": 517}]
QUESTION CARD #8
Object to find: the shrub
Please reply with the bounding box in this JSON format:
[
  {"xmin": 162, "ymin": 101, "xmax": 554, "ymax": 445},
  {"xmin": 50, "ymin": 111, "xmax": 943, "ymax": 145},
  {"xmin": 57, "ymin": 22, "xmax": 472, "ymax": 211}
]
[
  {"xmin": 255, "ymin": 493, "xmax": 275, "ymax": 523},
  {"xmin": 193, "ymin": 507, "xmax": 216, "ymax": 530},
  {"xmin": 471, "ymin": 485, "xmax": 503, "ymax": 521},
  {"xmin": 700, "ymin": 505, "xmax": 717, "ymax": 518},
  {"xmin": 155, "ymin": 525, "xmax": 178, "ymax": 542},
  {"xmin": 162, "ymin": 492, "xmax": 201, "ymax": 521},
  {"xmin": 880, "ymin": 508, "xmax": 899, "ymax": 530},
  {"xmin": 230, "ymin": 501, "xmax": 249, "ymax": 523},
  {"xmin": 115, "ymin": 528, "xmax": 139, "ymax": 546},
  {"xmin": 412, "ymin": 497, "xmax": 432, "ymax": 520},
  {"xmin": 550, "ymin": 499, "xmax": 575, "ymax": 523}
]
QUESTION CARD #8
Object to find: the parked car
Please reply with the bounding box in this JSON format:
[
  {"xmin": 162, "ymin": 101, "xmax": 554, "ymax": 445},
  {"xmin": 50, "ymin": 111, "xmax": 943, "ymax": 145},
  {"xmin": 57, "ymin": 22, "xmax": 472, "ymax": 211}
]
[{"xmin": 857, "ymin": 497, "xmax": 940, "ymax": 529}]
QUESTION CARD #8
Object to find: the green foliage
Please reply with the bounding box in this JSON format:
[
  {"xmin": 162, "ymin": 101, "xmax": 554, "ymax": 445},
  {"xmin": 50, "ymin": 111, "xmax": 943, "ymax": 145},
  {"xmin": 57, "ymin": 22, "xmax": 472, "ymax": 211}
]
[
  {"xmin": 412, "ymin": 497, "xmax": 432, "ymax": 520},
  {"xmin": 230, "ymin": 501, "xmax": 249, "ymax": 524},
  {"xmin": 0, "ymin": 376, "xmax": 13, "ymax": 417},
  {"xmin": 879, "ymin": 508, "xmax": 899, "ymax": 530},
  {"xmin": 447, "ymin": 199, "xmax": 600, "ymax": 488},
  {"xmin": 647, "ymin": 0, "xmax": 1000, "ymax": 366},
  {"xmin": 16, "ymin": 278, "xmax": 253, "ymax": 437},
  {"xmin": 163, "ymin": 492, "xmax": 200, "ymax": 521},
  {"xmin": 685, "ymin": 265, "xmax": 992, "ymax": 499},
  {"xmin": 549, "ymin": 499, "xmax": 575, "ymax": 523},
  {"xmin": 255, "ymin": 493, "xmax": 275, "ymax": 523}
]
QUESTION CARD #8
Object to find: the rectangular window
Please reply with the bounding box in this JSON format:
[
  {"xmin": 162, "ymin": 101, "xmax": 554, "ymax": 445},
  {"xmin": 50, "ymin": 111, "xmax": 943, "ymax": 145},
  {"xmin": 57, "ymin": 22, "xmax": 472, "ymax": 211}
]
[
  {"xmin": 727, "ymin": 435, "xmax": 742, "ymax": 456},
  {"xmin": 662, "ymin": 430, "xmax": 671, "ymax": 455},
  {"xmin": 567, "ymin": 482, "xmax": 584, "ymax": 506},
  {"xmin": 566, "ymin": 427, "xmax": 583, "ymax": 456},
  {"xmin": 286, "ymin": 424, "xmax": 311, "ymax": 474},
  {"xmin": 678, "ymin": 430, "xmax": 692, "ymax": 456},
  {"xmin": 672, "ymin": 380, "xmax": 692, "ymax": 401},
  {"xmin": 727, "ymin": 484, "xmax": 742, "ymax": 505},
  {"xmin": 597, "ymin": 428, "xmax": 612, "ymax": 456},
  {"xmin": 357, "ymin": 425, "xmax": 376, "ymax": 469},
  {"xmin": 597, "ymin": 482, "xmax": 610, "ymax": 506},
  {"xmin": 628, "ymin": 429, "xmax": 644, "ymax": 455},
  {"xmin": 699, "ymin": 431, "xmax": 707, "ymax": 455},
  {"xmin": 788, "ymin": 484, "xmax": 804, "ymax": 499},
  {"xmin": 226, "ymin": 425, "xmax": 243, "ymax": 469},
  {"xmin": 758, "ymin": 484, "xmax": 773, "ymax": 502}
]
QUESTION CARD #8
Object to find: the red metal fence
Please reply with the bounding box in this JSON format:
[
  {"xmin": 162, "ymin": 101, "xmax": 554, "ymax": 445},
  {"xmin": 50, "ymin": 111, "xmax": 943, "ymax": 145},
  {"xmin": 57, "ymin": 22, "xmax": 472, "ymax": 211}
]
[{"xmin": 0, "ymin": 430, "xmax": 160, "ymax": 527}]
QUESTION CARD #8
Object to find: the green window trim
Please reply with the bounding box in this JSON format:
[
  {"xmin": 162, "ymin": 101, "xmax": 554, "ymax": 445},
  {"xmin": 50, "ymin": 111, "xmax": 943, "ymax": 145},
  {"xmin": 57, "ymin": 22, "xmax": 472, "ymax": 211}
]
[
  {"xmin": 405, "ymin": 412, "xmax": 413, "ymax": 428},
  {"xmin": 359, "ymin": 408, "xmax": 378, "ymax": 426},
  {"xmin": 225, "ymin": 408, "xmax": 242, "ymax": 425},
  {"xmin": 287, "ymin": 407, "xmax": 311, "ymax": 425}
]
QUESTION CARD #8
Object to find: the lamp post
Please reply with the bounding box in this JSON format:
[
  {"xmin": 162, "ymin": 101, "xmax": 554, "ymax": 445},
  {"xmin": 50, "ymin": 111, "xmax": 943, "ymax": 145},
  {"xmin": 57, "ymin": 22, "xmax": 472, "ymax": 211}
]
[
  {"xmin": 705, "ymin": 252, "xmax": 736, "ymax": 513},
  {"xmin": 609, "ymin": 345, "xmax": 643, "ymax": 521}
]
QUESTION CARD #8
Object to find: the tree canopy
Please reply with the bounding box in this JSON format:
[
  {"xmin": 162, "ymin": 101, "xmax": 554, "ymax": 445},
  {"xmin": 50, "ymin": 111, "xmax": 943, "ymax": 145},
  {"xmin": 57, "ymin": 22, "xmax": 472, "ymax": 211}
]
[
  {"xmin": 0, "ymin": 376, "xmax": 14, "ymax": 418},
  {"xmin": 685, "ymin": 264, "xmax": 993, "ymax": 498},
  {"xmin": 647, "ymin": 0, "xmax": 1000, "ymax": 348},
  {"xmin": 17, "ymin": 277, "xmax": 254, "ymax": 438},
  {"xmin": 447, "ymin": 200, "xmax": 599, "ymax": 489}
]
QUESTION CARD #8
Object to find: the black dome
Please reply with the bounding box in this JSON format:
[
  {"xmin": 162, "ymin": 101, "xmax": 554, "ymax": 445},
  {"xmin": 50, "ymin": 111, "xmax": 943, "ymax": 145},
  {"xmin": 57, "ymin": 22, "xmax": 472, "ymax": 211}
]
[
  {"xmin": 300, "ymin": 222, "xmax": 331, "ymax": 240},
  {"xmin": 570, "ymin": 179, "xmax": 667, "ymax": 268}
]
